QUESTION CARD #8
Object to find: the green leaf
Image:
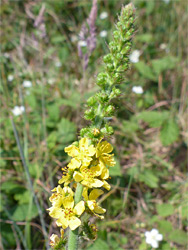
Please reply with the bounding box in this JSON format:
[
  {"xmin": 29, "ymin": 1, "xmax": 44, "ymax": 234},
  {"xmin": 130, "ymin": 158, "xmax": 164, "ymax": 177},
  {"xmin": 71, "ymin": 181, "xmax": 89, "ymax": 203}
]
[
  {"xmin": 1, "ymin": 181, "xmax": 25, "ymax": 194},
  {"xmin": 151, "ymin": 56, "xmax": 179, "ymax": 75},
  {"xmin": 9, "ymin": 204, "xmax": 39, "ymax": 221},
  {"xmin": 86, "ymin": 239, "xmax": 109, "ymax": 250},
  {"xmin": 139, "ymin": 170, "xmax": 159, "ymax": 188},
  {"xmin": 168, "ymin": 229, "xmax": 187, "ymax": 245},
  {"xmin": 138, "ymin": 111, "xmax": 169, "ymax": 128},
  {"xmin": 47, "ymin": 103, "xmax": 60, "ymax": 122},
  {"xmin": 136, "ymin": 34, "xmax": 153, "ymax": 43},
  {"xmin": 14, "ymin": 190, "xmax": 31, "ymax": 204},
  {"xmin": 160, "ymin": 119, "xmax": 179, "ymax": 146},
  {"xmin": 122, "ymin": 120, "xmax": 139, "ymax": 134},
  {"xmin": 156, "ymin": 203, "xmax": 174, "ymax": 217},
  {"xmin": 158, "ymin": 220, "xmax": 173, "ymax": 234},
  {"xmin": 28, "ymin": 163, "xmax": 43, "ymax": 179},
  {"xmin": 134, "ymin": 61, "xmax": 156, "ymax": 81},
  {"xmin": 57, "ymin": 118, "xmax": 76, "ymax": 145}
]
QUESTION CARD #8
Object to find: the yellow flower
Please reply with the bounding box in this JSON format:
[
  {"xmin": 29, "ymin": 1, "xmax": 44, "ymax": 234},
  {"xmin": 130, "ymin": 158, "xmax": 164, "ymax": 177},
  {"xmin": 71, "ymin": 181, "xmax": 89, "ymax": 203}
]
[
  {"xmin": 96, "ymin": 141, "xmax": 116, "ymax": 167},
  {"xmin": 83, "ymin": 187, "xmax": 106, "ymax": 218},
  {"xmin": 58, "ymin": 167, "xmax": 74, "ymax": 186},
  {"xmin": 48, "ymin": 197, "xmax": 85, "ymax": 230},
  {"xmin": 73, "ymin": 165, "xmax": 104, "ymax": 189},
  {"xmin": 49, "ymin": 185, "xmax": 74, "ymax": 207},
  {"xmin": 50, "ymin": 234, "xmax": 60, "ymax": 247},
  {"xmin": 50, "ymin": 229, "xmax": 64, "ymax": 247},
  {"xmin": 65, "ymin": 138, "xmax": 96, "ymax": 169}
]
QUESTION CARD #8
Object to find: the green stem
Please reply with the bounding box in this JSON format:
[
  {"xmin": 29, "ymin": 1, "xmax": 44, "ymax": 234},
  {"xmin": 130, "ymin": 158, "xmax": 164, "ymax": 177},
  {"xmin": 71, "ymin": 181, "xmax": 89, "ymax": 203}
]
[{"xmin": 68, "ymin": 183, "xmax": 83, "ymax": 250}]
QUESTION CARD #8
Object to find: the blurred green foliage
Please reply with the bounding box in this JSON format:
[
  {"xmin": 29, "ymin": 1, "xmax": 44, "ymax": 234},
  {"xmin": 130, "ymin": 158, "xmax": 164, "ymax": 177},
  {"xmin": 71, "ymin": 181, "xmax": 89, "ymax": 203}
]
[{"xmin": 0, "ymin": 0, "xmax": 187, "ymax": 249}]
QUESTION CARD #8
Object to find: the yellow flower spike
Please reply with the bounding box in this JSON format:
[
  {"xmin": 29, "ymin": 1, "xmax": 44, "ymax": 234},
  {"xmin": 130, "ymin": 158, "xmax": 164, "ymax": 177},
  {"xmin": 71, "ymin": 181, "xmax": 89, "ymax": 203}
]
[
  {"xmin": 96, "ymin": 141, "xmax": 116, "ymax": 167},
  {"xmin": 83, "ymin": 187, "xmax": 106, "ymax": 218}
]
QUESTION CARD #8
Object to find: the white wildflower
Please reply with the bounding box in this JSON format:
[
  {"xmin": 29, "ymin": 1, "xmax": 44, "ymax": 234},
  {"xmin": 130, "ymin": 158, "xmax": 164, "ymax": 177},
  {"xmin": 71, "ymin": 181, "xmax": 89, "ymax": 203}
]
[
  {"xmin": 55, "ymin": 61, "xmax": 62, "ymax": 67},
  {"xmin": 132, "ymin": 86, "xmax": 144, "ymax": 94},
  {"xmin": 160, "ymin": 43, "xmax": 167, "ymax": 50},
  {"xmin": 71, "ymin": 35, "xmax": 78, "ymax": 42},
  {"xmin": 4, "ymin": 53, "xmax": 10, "ymax": 58},
  {"xmin": 100, "ymin": 12, "xmax": 108, "ymax": 20},
  {"xmin": 8, "ymin": 75, "xmax": 14, "ymax": 81},
  {"xmin": 12, "ymin": 106, "xmax": 25, "ymax": 116},
  {"xmin": 129, "ymin": 50, "xmax": 141, "ymax": 63},
  {"xmin": 78, "ymin": 40, "xmax": 87, "ymax": 47},
  {"xmin": 100, "ymin": 30, "xmax": 107, "ymax": 38},
  {"xmin": 145, "ymin": 229, "xmax": 163, "ymax": 249},
  {"xmin": 163, "ymin": 0, "xmax": 170, "ymax": 3},
  {"xmin": 22, "ymin": 80, "xmax": 32, "ymax": 88},
  {"xmin": 48, "ymin": 79, "xmax": 55, "ymax": 85}
]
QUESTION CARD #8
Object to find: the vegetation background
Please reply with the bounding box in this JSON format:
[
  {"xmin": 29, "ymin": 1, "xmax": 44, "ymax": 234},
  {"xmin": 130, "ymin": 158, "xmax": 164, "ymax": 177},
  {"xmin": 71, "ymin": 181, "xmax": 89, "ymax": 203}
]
[{"xmin": 0, "ymin": 0, "xmax": 187, "ymax": 249}]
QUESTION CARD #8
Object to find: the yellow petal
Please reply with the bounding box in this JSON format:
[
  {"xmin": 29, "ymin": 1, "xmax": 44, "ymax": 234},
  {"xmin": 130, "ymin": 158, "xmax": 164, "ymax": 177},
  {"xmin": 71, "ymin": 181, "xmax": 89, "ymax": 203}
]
[
  {"xmin": 87, "ymin": 200, "xmax": 95, "ymax": 211},
  {"xmin": 74, "ymin": 201, "xmax": 85, "ymax": 215},
  {"xmin": 90, "ymin": 165, "xmax": 102, "ymax": 176},
  {"xmin": 64, "ymin": 145, "xmax": 79, "ymax": 157},
  {"xmin": 63, "ymin": 186, "xmax": 74, "ymax": 197},
  {"xmin": 82, "ymin": 187, "xmax": 89, "ymax": 201},
  {"xmin": 63, "ymin": 196, "xmax": 74, "ymax": 209},
  {"xmin": 48, "ymin": 206, "xmax": 63, "ymax": 219},
  {"xmin": 89, "ymin": 189, "xmax": 104, "ymax": 200},
  {"xmin": 73, "ymin": 171, "xmax": 83, "ymax": 182},
  {"xmin": 94, "ymin": 205, "xmax": 106, "ymax": 214},
  {"xmin": 102, "ymin": 180, "xmax": 111, "ymax": 190},
  {"xmin": 88, "ymin": 145, "xmax": 96, "ymax": 156},
  {"xmin": 100, "ymin": 141, "xmax": 113, "ymax": 154},
  {"xmin": 79, "ymin": 138, "xmax": 88, "ymax": 149},
  {"xmin": 68, "ymin": 158, "xmax": 81, "ymax": 170},
  {"xmin": 60, "ymin": 229, "xmax": 64, "ymax": 238},
  {"xmin": 102, "ymin": 154, "xmax": 116, "ymax": 167},
  {"xmin": 69, "ymin": 217, "xmax": 81, "ymax": 230},
  {"xmin": 91, "ymin": 179, "xmax": 104, "ymax": 188},
  {"xmin": 50, "ymin": 234, "xmax": 60, "ymax": 246},
  {"xmin": 56, "ymin": 217, "xmax": 69, "ymax": 229},
  {"xmin": 100, "ymin": 167, "xmax": 109, "ymax": 179},
  {"xmin": 58, "ymin": 175, "xmax": 69, "ymax": 184}
]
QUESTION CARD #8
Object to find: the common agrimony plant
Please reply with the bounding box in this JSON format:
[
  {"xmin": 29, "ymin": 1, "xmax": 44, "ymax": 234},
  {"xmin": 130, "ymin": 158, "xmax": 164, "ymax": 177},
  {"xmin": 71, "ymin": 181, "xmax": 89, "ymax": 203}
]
[{"xmin": 48, "ymin": 4, "xmax": 135, "ymax": 250}]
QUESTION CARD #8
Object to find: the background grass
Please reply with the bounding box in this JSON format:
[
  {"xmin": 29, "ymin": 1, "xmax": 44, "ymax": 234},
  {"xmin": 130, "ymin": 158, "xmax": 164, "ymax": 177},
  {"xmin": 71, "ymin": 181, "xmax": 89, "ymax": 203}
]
[{"xmin": 0, "ymin": 0, "xmax": 187, "ymax": 249}]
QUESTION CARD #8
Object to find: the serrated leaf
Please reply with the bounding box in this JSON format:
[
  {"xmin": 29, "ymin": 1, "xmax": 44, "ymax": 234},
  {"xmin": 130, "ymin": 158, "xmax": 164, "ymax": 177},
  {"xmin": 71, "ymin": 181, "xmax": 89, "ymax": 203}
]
[
  {"xmin": 57, "ymin": 118, "xmax": 76, "ymax": 145},
  {"xmin": 158, "ymin": 220, "xmax": 173, "ymax": 234},
  {"xmin": 160, "ymin": 119, "xmax": 179, "ymax": 146},
  {"xmin": 86, "ymin": 239, "xmax": 109, "ymax": 250},
  {"xmin": 138, "ymin": 111, "xmax": 169, "ymax": 128},
  {"xmin": 156, "ymin": 203, "xmax": 174, "ymax": 217},
  {"xmin": 134, "ymin": 61, "xmax": 156, "ymax": 81},
  {"xmin": 168, "ymin": 229, "xmax": 187, "ymax": 245}
]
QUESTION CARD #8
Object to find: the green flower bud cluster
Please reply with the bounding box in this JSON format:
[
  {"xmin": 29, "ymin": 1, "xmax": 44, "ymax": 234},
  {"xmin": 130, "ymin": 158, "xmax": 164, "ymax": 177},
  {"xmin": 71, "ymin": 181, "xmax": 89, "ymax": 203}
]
[{"xmin": 81, "ymin": 4, "xmax": 135, "ymax": 141}]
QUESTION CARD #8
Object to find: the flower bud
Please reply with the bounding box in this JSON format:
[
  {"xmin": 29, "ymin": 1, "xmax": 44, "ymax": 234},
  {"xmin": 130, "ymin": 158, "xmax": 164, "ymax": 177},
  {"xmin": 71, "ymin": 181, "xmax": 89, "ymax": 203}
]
[
  {"xmin": 87, "ymin": 96, "xmax": 97, "ymax": 106},
  {"xmin": 84, "ymin": 108, "xmax": 95, "ymax": 120},
  {"xmin": 103, "ymin": 54, "xmax": 113, "ymax": 64}
]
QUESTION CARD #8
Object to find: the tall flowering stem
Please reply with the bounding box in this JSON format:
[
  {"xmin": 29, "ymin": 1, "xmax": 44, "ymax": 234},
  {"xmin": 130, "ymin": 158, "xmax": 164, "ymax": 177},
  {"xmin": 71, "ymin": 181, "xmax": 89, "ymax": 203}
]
[{"xmin": 47, "ymin": 3, "xmax": 135, "ymax": 250}]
